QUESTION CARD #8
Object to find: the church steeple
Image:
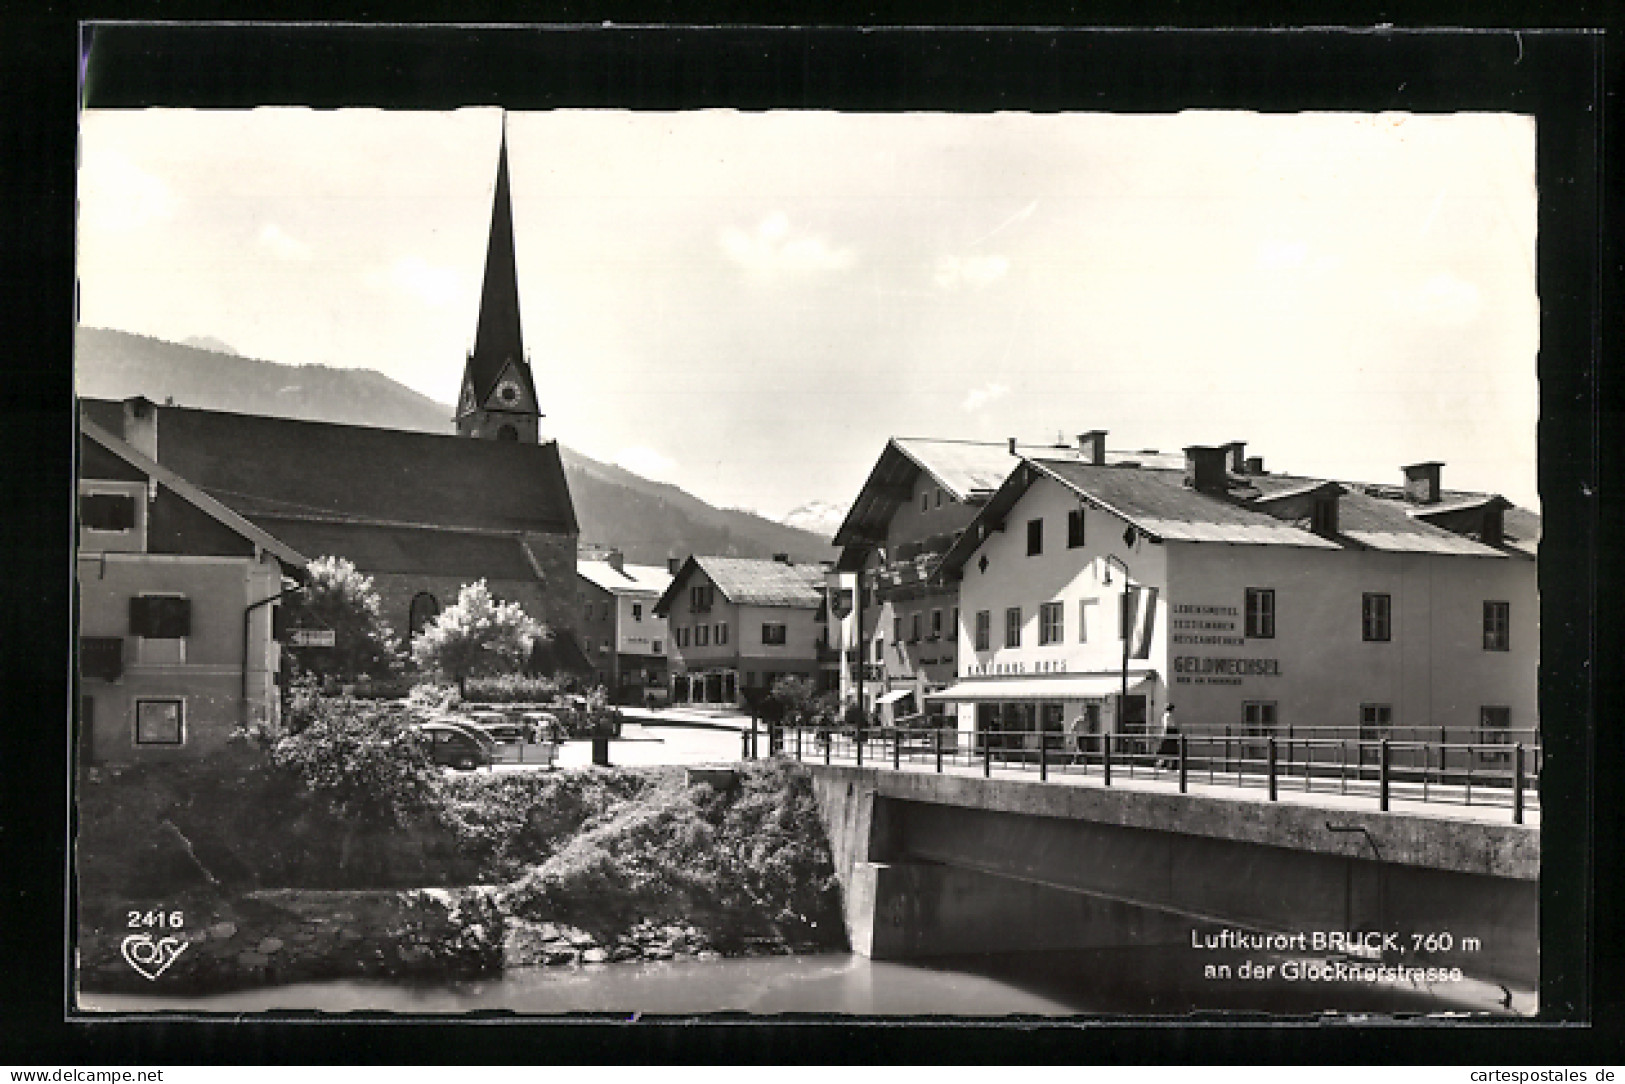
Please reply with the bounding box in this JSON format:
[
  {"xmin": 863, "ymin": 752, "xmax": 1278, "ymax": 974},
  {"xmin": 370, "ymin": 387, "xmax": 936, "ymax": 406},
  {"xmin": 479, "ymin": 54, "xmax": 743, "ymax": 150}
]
[{"xmin": 457, "ymin": 114, "xmax": 542, "ymax": 443}]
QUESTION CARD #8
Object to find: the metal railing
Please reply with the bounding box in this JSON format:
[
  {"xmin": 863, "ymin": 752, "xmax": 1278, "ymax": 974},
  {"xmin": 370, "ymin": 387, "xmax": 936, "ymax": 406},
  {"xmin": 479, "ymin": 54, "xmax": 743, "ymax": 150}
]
[{"xmin": 756, "ymin": 723, "xmax": 1539, "ymax": 823}]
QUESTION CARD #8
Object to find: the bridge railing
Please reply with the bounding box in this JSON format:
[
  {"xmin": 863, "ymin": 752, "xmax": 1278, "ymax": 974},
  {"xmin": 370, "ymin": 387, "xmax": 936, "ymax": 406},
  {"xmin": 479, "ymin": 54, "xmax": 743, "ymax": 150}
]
[{"xmin": 766, "ymin": 723, "xmax": 1539, "ymax": 824}]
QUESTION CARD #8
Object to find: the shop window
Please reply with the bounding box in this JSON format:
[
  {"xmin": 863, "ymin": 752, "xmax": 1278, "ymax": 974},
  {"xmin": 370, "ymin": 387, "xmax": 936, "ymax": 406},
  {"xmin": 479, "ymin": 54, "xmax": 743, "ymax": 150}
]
[
  {"xmin": 1005, "ymin": 607, "xmax": 1022, "ymax": 649},
  {"xmin": 1039, "ymin": 602, "xmax": 1064, "ymax": 645},
  {"xmin": 1243, "ymin": 701, "xmax": 1277, "ymax": 737},
  {"xmin": 80, "ymin": 491, "xmax": 136, "ymax": 531},
  {"xmin": 1478, "ymin": 706, "xmax": 1512, "ymax": 763},
  {"xmin": 129, "ymin": 595, "xmax": 191, "ymax": 639},
  {"xmin": 1244, "ymin": 588, "xmax": 1275, "ymax": 639},
  {"xmin": 134, "ymin": 699, "xmax": 184, "ymax": 745},
  {"xmin": 1067, "ymin": 507, "xmax": 1086, "ymax": 549},
  {"xmin": 762, "ymin": 623, "xmax": 787, "ymax": 646},
  {"xmin": 1483, "ymin": 601, "xmax": 1510, "ymax": 651},
  {"xmin": 974, "ymin": 611, "xmax": 991, "ymax": 651},
  {"xmin": 1026, "ymin": 518, "xmax": 1044, "ymax": 556},
  {"xmin": 1361, "ymin": 593, "xmax": 1391, "ymax": 642}
]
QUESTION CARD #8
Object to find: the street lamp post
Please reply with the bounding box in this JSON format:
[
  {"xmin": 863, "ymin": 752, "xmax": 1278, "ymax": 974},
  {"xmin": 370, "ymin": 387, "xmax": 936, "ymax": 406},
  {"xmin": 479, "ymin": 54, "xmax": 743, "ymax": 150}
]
[{"xmin": 1102, "ymin": 554, "xmax": 1134, "ymax": 744}]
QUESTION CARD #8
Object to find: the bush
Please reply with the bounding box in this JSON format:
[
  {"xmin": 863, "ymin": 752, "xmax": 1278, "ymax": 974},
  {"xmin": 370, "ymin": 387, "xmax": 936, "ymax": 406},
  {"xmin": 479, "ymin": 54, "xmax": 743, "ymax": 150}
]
[
  {"xmin": 461, "ymin": 673, "xmax": 561, "ymax": 704},
  {"xmin": 436, "ymin": 767, "xmax": 655, "ymax": 875},
  {"xmin": 270, "ymin": 696, "xmax": 439, "ymax": 829}
]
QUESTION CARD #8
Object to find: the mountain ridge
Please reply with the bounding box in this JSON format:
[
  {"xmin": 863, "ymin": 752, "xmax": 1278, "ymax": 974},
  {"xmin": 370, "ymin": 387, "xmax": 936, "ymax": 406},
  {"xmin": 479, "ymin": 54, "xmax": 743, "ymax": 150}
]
[{"xmin": 74, "ymin": 326, "xmax": 836, "ymax": 566}]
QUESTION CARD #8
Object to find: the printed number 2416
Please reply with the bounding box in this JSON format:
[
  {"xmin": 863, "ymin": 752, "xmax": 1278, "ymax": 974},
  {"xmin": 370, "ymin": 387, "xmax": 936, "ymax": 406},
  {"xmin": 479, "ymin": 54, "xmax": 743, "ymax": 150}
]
[{"xmin": 128, "ymin": 910, "xmax": 184, "ymax": 929}]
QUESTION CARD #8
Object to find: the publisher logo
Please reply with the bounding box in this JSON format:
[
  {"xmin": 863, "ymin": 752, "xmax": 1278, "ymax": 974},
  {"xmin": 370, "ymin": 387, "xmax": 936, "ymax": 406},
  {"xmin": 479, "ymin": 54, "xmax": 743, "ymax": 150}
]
[{"xmin": 120, "ymin": 933, "xmax": 187, "ymax": 981}]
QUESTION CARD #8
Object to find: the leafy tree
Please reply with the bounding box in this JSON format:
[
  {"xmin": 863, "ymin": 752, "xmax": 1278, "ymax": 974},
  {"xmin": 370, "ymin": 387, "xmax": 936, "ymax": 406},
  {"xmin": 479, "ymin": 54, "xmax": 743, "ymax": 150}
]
[
  {"xmin": 284, "ymin": 556, "xmax": 402, "ymax": 684},
  {"xmin": 269, "ymin": 695, "xmax": 438, "ymax": 830},
  {"xmin": 765, "ymin": 676, "xmax": 830, "ymax": 727},
  {"xmin": 411, "ymin": 580, "xmax": 544, "ymax": 696}
]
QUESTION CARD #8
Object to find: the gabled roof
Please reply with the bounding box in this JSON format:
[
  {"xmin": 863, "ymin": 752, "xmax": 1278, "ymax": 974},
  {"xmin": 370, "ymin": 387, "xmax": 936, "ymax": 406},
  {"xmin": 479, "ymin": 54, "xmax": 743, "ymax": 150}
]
[
  {"xmin": 577, "ymin": 559, "xmax": 674, "ymax": 598},
  {"xmin": 832, "ymin": 438, "xmax": 1035, "ymax": 550},
  {"xmin": 654, "ymin": 555, "xmax": 826, "ymax": 615},
  {"xmin": 80, "ymin": 398, "xmax": 578, "ymax": 537},
  {"xmin": 80, "ymin": 418, "xmax": 307, "ymax": 570},
  {"xmin": 938, "ymin": 454, "xmax": 1539, "ymax": 576}
]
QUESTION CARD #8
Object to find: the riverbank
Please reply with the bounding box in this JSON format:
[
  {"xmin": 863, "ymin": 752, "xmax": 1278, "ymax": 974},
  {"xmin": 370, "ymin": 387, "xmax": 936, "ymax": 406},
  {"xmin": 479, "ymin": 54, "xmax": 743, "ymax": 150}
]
[{"xmin": 76, "ymin": 751, "xmax": 844, "ymax": 996}]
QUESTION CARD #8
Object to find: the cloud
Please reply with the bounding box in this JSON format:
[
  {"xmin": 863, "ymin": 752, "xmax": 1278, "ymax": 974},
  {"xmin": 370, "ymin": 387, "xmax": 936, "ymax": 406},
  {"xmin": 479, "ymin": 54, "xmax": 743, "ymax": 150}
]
[
  {"xmin": 720, "ymin": 212, "xmax": 854, "ymax": 274},
  {"xmin": 257, "ymin": 223, "xmax": 311, "ymax": 260},
  {"xmin": 615, "ymin": 445, "xmax": 678, "ymax": 482},
  {"xmin": 78, "ymin": 148, "xmax": 177, "ymax": 232},
  {"xmin": 934, "ymin": 254, "xmax": 1010, "ymax": 290},
  {"xmin": 384, "ymin": 256, "xmax": 466, "ymax": 307},
  {"xmin": 1257, "ymin": 240, "xmax": 1308, "ymax": 270},
  {"xmin": 962, "ymin": 382, "xmax": 1011, "ymax": 413},
  {"xmin": 1397, "ymin": 272, "xmax": 1483, "ymax": 326}
]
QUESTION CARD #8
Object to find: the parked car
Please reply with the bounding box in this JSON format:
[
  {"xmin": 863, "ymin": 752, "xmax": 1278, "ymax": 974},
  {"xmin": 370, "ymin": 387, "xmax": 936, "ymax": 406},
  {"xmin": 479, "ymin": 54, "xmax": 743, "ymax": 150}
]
[
  {"xmin": 464, "ymin": 711, "xmax": 524, "ymax": 744},
  {"xmin": 411, "ymin": 719, "xmax": 496, "ymax": 770},
  {"xmin": 520, "ymin": 711, "xmax": 565, "ymax": 742}
]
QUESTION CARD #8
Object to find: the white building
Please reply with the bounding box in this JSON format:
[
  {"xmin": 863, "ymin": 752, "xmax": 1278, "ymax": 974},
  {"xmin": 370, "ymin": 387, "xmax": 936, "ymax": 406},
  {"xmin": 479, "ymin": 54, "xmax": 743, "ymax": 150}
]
[
  {"xmin": 576, "ymin": 552, "xmax": 674, "ymax": 704},
  {"xmin": 932, "ymin": 437, "xmax": 1538, "ymax": 756}
]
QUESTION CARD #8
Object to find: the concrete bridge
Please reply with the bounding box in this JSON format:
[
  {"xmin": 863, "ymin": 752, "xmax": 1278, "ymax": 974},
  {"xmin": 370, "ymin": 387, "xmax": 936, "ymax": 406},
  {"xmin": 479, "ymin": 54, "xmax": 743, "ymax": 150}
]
[{"xmin": 804, "ymin": 763, "xmax": 1538, "ymax": 989}]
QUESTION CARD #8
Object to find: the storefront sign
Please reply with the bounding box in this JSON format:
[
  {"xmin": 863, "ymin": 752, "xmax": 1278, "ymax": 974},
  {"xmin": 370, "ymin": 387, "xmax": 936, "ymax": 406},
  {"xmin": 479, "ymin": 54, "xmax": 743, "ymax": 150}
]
[
  {"xmin": 1170, "ymin": 603, "xmax": 1245, "ymax": 647},
  {"xmin": 289, "ymin": 628, "xmax": 335, "ymax": 648},
  {"xmin": 1172, "ymin": 655, "xmax": 1280, "ymax": 685},
  {"xmin": 965, "ymin": 659, "xmax": 1069, "ymax": 677}
]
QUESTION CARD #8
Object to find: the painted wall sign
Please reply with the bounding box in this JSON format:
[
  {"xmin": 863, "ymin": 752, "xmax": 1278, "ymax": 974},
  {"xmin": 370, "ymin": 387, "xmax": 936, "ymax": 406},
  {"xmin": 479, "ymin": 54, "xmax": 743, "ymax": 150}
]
[
  {"xmin": 964, "ymin": 659, "xmax": 1070, "ymax": 677},
  {"xmin": 1172, "ymin": 655, "xmax": 1280, "ymax": 686},
  {"xmin": 1171, "ymin": 603, "xmax": 1245, "ymax": 646}
]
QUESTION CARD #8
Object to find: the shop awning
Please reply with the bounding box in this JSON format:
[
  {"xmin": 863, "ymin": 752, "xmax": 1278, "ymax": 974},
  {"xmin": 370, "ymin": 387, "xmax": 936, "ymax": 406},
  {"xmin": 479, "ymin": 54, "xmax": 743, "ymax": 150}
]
[
  {"xmin": 876, "ymin": 689, "xmax": 916, "ymax": 705},
  {"xmin": 926, "ymin": 672, "xmax": 1155, "ymax": 703}
]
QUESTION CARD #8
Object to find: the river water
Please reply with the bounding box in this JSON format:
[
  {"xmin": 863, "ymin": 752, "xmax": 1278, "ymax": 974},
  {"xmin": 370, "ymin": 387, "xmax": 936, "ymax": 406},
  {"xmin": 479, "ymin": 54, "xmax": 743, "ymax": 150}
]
[{"xmin": 79, "ymin": 945, "xmax": 1531, "ymax": 1017}]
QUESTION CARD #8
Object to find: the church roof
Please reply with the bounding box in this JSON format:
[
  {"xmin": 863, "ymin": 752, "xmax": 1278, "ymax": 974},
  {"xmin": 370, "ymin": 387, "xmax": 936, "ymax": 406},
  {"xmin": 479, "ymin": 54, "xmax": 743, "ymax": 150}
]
[
  {"xmin": 464, "ymin": 119, "xmax": 535, "ymax": 409},
  {"xmin": 251, "ymin": 517, "xmax": 542, "ymax": 579},
  {"xmin": 79, "ymin": 398, "xmax": 578, "ymax": 537}
]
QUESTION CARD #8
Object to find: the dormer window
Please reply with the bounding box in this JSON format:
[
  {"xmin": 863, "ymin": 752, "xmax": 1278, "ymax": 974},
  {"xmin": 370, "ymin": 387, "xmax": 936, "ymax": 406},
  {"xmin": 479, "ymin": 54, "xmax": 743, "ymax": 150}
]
[{"xmin": 1311, "ymin": 496, "xmax": 1338, "ymax": 536}]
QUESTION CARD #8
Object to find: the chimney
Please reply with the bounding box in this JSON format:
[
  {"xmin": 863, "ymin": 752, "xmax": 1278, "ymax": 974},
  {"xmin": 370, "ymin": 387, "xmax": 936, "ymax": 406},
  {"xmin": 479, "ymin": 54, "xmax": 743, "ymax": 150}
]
[
  {"xmin": 773, "ymin": 553, "xmax": 792, "ymax": 565},
  {"xmin": 666, "ymin": 556, "xmax": 681, "ymax": 575},
  {"xmin": 1244, "ymin": 455, "xmax": 1265, "ymax": 475},
  {"xmin": 1007, "ymin": 437, "xmax": 1018, "ymax": 456},
  {"xmin": 1184, "ymin": 445, "xmax": 1229, "ymax": 495},
  {"xmin": 1223, "ymin": 441, "xmax": 1246, "ymax": 474},
  {"xmin": 122, "ymin": 396, "xmax": 158, "ymax": 461},
  {"xmin": 607, "ymin": 549, "xmax": 624, "ymax": 573},
  {"xmin": 1076, "ymin": 430, "xmax": 1107, "ymax": 466},
  {"xmin": 1402, "ymin": 462, "xmax": 1443, "ymax": 505}
]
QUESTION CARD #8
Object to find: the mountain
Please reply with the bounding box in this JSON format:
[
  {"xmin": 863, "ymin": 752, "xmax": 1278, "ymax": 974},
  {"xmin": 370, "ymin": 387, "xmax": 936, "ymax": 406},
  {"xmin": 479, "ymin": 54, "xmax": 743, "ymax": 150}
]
[
  {"xmin": 74, "ymin": 327, "xmax": 837, "ymax": 566},
  {"xmin": 781, "ymin": 499, "xmax": 845, "ymax": 540}
]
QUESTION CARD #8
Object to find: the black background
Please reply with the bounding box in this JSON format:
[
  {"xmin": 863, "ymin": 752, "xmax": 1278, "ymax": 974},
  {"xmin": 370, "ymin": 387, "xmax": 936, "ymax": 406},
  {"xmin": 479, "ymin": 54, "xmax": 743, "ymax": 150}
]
[{"xmin": 2, "ymin": 6, "xmax": 1617, "ymax": 1067}]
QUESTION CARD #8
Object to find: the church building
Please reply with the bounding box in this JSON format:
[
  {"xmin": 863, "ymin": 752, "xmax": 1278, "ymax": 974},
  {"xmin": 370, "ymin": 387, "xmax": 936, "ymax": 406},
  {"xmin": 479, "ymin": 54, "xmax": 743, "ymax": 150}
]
[{"xmin": 80, "ymin": 120, "xmax": 584, "ymax": 661}]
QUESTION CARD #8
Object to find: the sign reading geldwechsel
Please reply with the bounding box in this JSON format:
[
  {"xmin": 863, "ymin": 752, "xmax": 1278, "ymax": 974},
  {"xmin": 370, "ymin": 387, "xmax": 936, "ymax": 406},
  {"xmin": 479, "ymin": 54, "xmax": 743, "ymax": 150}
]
[
  {"xmin": 1173, "ymin": 655, "xmax": 1280, "ymax": 685},
  {"xmin": 289, "ymin": 628, "xmax": 336, "ymax": 648}
]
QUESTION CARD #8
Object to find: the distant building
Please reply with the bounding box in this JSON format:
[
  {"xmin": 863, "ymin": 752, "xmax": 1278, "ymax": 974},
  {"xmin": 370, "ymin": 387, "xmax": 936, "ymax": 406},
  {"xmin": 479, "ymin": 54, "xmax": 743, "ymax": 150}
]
[
  {"xmin": 78, "ymin": 118, "xmax": 586, "ymax": 666},
  {"xmin": 77, "ymin": 415, "xmax": 307, "ymax": 763},
  {"xmin": 577, "ymin": 551, "xmax": 675, "ymax": 704},
  {"xmin": 932, "ymin": 440, "xmax": 1539, "ymax": 758},
  {"xmin": 654, "ymin": 555, "xmax": 835, "ymax": 707}
]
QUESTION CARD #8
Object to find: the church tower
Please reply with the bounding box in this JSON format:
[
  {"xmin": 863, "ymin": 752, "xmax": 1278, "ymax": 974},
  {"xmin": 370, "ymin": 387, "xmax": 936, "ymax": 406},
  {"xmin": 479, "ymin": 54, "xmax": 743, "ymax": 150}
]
[{"xmin": 456, "ymin": 116, "xmax": 542, "ymax": 443}]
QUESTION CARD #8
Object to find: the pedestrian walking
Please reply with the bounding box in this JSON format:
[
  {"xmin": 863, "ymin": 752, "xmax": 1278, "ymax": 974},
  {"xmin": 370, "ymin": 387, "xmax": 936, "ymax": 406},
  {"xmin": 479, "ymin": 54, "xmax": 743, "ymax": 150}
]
[{"xmin": 1155, "ymin": 703, "xmax": 1181, "ymax": 769}]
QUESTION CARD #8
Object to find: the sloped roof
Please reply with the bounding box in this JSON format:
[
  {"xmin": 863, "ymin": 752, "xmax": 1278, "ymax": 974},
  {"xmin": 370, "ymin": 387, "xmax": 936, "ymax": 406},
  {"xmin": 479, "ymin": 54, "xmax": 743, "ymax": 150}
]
[
  {"xmin": 577, "ymin": 559, "xmax": 674, "ymax": 597},
  {"xmin": 655, "ymin": 555, "xmax": 826, "ymax": 613},
  {"xmin": 80, "ymin": 418, "xmax": 307, "ymax": 570},
  {"xmin": 939, "ymin": 454, "xmax": 1539, "ymax": 575},
  {"xmin": 464, "ymin": 121, "xmax": 536, "ymax": 411},
  {"xmin": 80, "ymin": 398, "xmax": 577, "ymax": 536},
  {"xmin": 253, "ymin": 517, "xmax": 539, "ymax": 579}
]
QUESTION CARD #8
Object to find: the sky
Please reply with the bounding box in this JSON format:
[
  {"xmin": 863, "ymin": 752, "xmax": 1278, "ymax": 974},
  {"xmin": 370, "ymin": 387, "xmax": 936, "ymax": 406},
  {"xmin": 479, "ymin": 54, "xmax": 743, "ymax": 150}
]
[{"xmin": 77, "ymin": 108, "xmax": 1539, "ymax": 518}]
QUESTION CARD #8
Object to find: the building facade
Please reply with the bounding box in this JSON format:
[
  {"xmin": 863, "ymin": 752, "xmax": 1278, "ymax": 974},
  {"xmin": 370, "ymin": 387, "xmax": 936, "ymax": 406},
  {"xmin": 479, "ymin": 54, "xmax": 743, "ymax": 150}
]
[
  {"xmin": 933, "ymin": 440, "xmax": 1539, "ymax": 758},
  {"xmin": 77, "ymin": 417, "xmax": 307, "ymax": 763},
  {"xmin": 654, "ymin": 555, "xmax": 834, "ymax": 707},
  {"xmin": 577, "ymin": 551, "xmax": 674, "ymax": 703}
]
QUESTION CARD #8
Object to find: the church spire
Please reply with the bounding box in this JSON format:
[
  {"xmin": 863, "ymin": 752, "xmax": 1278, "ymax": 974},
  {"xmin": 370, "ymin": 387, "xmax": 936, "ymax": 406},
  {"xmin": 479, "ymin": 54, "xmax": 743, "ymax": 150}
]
[{"xmin": 458, "ymin": 113, "xmax": 541, "ymax": 443}]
